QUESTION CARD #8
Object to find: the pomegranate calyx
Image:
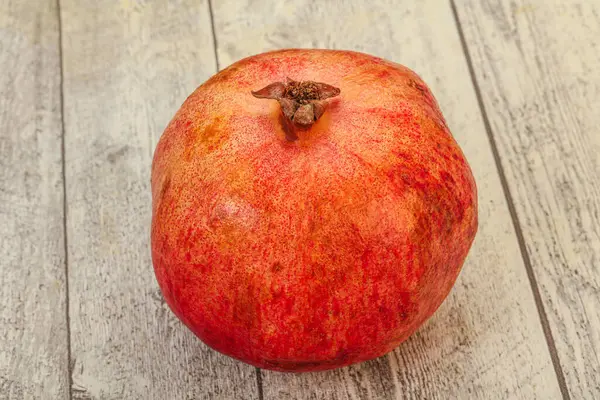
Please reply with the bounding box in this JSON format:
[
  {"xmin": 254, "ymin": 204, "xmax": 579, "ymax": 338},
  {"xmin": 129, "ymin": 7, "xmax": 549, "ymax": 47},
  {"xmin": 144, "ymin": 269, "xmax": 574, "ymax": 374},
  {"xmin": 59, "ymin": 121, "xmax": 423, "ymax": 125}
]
[{"xmin": 252, "ymin": 78, "xmax": 340, "ymax": 128}]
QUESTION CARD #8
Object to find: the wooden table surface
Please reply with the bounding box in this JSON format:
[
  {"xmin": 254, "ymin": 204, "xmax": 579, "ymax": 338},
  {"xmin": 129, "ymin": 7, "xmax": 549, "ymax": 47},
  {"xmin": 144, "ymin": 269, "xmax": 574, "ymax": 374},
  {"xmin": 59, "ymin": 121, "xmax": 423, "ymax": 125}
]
[{"xmin": 1, "ymin": 0, "xmax": 599, "ymax": 399}]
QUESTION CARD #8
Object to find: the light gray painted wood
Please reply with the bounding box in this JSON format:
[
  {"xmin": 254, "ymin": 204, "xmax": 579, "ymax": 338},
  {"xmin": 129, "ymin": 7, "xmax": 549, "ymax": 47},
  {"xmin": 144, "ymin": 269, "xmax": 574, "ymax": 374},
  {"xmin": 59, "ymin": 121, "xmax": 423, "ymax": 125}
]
[
  {"xmin": 456, "ymin": 1, "xmax": 600, "ymax": 398},
  {"xmin": 60, "ymin": 1, "xmax": 258, "ymax": 398},
  {"xmin": 0, "ymin": 1, "xmax": 69, "ymax": 399},
  {"xmin": 211, "ymin": 0, "xmax": 562, "ymax": 398}
]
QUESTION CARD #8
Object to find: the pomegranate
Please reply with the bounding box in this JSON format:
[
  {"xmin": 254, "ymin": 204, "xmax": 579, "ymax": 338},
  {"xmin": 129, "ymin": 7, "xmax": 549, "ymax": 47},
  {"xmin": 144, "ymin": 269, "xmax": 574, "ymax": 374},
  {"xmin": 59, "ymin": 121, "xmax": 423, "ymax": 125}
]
[{"xmin": 151, "ymin": 49, "xmax": 477, "ymax": 372}]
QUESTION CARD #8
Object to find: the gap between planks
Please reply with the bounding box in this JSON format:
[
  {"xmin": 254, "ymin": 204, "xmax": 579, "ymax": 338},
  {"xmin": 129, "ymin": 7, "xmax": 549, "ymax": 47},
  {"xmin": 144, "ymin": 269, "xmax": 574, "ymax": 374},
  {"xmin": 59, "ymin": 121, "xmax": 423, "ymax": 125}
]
[
  {"xmin": 55, "ymin": 0, "xmax": 74, "ymax": 397},
  {"xmin": 449, "ymin": 0, "xmax": 570, "ymax": 398}
]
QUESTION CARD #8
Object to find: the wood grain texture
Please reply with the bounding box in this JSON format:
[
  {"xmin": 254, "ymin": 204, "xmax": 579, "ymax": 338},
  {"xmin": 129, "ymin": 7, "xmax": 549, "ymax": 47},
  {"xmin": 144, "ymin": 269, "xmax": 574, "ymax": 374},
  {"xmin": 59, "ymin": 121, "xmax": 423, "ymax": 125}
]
[
  {"xmin": 456, "ymin": 1, "xmax": 600, "ymax": 398},
  {"xmin": 212, "ymin": 0, "xmax": 563, "ymax": 398},
  {"xmin": 60, "ymin": 1, "xmax": 258, "ymax": 398},
  {"xmin": 0, "ymin": 1, "xmax": 69, "ymax": 399}
]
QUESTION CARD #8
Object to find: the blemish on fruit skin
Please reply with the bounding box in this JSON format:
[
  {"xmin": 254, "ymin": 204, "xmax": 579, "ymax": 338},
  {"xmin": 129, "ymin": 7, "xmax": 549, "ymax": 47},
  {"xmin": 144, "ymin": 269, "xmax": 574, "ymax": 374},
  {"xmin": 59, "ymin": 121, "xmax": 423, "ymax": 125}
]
[
  {"xmin": 158, "ymin": 174, "xmax": 171, "ymax": 201},
  {"xmin": 204, "ymin": 64, "xmax": 250, "ymax": 87},
  {"xmin": 183, "ymin": 117, "xmax": 230, "ymax": 161},
  {"xmin": 440, "ymin": 170, "xmax": 456, "ymax": 185},
  {"xmin": 409, "ymin": 78, "xmax": 427, "ymax": 93},
  {"xmin": 271, "ymin": 262, "xmax": 283, "ymax": 273},
  {"xmin": 151, "ymin": 49, "xmax": 477, "ymax": 372},
  {"xmin": 376, "ymin": 69, "xmax": 392, "ymax": 79}
]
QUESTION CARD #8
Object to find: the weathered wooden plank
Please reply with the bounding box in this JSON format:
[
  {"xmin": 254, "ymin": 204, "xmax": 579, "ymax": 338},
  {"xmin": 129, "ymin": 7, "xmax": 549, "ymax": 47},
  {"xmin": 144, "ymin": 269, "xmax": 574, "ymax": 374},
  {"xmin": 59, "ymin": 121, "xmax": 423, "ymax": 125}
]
[
  {"xmin": 455, "ymin": 1, "xmax": 600, "ymax": 398},
  {"xmin": 0, "ymin": 1, "xmax": 69, "ymax": 399},
  {"xmin": 211, "ymin": 0, "xmax": 562, "ymax": 398},
  {"xmin": 60, "ymin": 1, "xmax": 258, "ymax": 398}
]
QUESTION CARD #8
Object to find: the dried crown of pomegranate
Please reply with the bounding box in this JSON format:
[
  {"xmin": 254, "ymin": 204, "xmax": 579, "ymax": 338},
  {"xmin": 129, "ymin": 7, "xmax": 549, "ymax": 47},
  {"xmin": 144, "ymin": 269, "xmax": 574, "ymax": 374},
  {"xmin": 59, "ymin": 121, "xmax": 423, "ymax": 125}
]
[{"xmin": 252, "ymin": 78, "xmax": 340, "ymax": 128}]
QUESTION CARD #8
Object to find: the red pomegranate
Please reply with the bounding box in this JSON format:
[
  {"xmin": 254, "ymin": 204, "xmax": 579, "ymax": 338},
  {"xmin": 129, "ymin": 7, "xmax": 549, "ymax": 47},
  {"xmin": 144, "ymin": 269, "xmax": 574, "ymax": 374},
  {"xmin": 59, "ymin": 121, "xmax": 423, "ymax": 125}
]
[{"xmin": 151, "ymin": 49, "xmax": 477, "ymax": 372}]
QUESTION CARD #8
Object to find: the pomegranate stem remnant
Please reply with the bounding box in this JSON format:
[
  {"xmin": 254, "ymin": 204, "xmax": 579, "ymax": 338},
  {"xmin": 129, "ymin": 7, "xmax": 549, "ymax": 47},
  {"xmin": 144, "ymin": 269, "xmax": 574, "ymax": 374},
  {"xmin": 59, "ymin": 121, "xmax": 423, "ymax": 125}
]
[{"xmin": 252, "ymin": 78, "xmax": 340, "ymax": 130}]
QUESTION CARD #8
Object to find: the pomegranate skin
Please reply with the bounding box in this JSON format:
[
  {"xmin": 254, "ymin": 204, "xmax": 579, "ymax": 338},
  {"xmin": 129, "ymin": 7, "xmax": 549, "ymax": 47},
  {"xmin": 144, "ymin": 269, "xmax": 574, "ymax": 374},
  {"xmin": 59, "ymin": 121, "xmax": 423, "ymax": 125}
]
[{"xmin": 151, "ymin": 49, "xmax": 477, "ymax": 372}]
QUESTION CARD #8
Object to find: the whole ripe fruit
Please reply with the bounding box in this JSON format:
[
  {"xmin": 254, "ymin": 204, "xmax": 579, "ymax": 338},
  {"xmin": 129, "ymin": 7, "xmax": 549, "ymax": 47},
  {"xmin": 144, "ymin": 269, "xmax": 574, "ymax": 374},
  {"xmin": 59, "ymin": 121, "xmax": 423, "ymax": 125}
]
[{"xmin": 151, "ymin": 49, "xmax": 477, "ymax": 372}]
